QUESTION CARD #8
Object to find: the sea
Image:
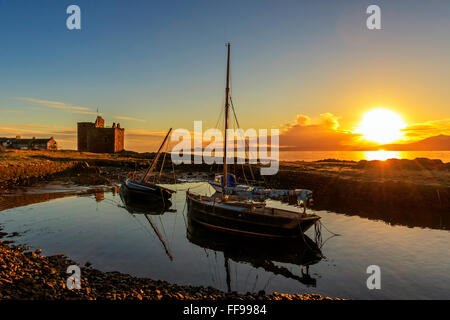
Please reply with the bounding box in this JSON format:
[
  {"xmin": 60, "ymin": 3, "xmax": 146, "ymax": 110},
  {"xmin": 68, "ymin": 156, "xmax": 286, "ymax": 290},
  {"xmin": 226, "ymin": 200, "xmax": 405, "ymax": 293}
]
[{"xmin": 279, "ymin": 151, "xmax": 450, "ymax": 162}]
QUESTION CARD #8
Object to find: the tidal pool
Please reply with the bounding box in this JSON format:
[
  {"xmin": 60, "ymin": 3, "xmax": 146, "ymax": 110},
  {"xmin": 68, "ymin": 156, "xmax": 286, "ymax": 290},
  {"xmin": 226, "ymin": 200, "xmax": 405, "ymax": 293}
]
[{"xmin": 0, "ymin": 182, "xmax": 449, "ymax": 299}]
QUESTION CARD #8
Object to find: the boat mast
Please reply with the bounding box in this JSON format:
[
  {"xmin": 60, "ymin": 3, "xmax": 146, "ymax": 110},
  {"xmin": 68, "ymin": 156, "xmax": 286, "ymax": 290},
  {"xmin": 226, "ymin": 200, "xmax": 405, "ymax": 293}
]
[
  {"xmin": 144, "ymin": 214, "xmax": 173, "ymax": 261},
  {"xmin": 141, "ymin": 128, "xmax": 172, "ymax": 183},
  {"xmin": 223, "ymin": 42, "xmax": 231, "ymax": 188}
]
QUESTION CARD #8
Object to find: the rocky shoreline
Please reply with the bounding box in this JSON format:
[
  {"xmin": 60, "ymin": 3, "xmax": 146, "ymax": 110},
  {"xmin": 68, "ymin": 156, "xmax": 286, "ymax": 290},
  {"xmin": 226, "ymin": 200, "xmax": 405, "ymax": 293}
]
[{"xmin": 0, "ymin": 232, "xmax": 334, "ymax": 301}]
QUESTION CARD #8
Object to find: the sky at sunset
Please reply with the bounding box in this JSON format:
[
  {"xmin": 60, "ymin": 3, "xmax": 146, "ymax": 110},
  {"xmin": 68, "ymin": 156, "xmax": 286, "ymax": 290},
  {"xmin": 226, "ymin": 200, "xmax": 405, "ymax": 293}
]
[{"xmin": 0, "ymin": 0, "xmax": 449, "ymax": 152}]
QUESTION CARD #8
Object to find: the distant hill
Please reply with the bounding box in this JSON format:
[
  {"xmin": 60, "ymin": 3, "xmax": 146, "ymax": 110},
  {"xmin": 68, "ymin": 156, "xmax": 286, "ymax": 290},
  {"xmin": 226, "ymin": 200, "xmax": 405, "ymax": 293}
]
[{"xmin": 381, "ymin": 135, "xmax": 450, "ymax": 151}]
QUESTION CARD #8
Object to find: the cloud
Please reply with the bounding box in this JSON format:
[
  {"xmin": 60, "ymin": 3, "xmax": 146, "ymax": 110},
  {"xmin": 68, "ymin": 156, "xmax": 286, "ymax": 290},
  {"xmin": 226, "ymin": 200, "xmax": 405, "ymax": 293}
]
[
  {"xmin": 0, "ymin": 126, "xmax": 47, "ymax": 136},
  {"xmin": 295, "ymin": 115, "xmax": 311, "ymax": 126},
  {"xmin": 16, "ymin": 97, "xmax": 92, "ymax": 112},
  {"xmin": 114, "ymin": 116, "xmax": 147, "ymax": 123},
  {"xmin": 1, "ymin": 109, "xmax": 24, "ymax": 113},
  {"xmin": 280, "ymin": 113, "xmax": 450, "ymax": 150},
  {"xmin": 279, "ymin": 113, "xmax": 362, "ymax": 150},
  {"xmin": 402, "ymin": 118, "xmax": 450, "ymax": 141},
  {"xmin": 4, "ymin": 124, "xmax": 74, "ymax": 130},
  {"xmin": 318, "ymin": 113, "xmax": 340, "ymax": 130},
  {"xmin": 73, "ymin": 111, "xmax": 100, "ymax": 115}
]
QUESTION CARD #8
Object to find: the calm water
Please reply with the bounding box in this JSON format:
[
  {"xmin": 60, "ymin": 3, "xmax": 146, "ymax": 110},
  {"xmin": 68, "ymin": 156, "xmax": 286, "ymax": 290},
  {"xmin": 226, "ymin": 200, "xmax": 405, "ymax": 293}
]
[
  {"xmin": 280, "ymin": 151, "xmax": 450, "ymax": 162},
  {"xmin": 0, "ymin": 183, "xmax": 449, "ymax": 300}
]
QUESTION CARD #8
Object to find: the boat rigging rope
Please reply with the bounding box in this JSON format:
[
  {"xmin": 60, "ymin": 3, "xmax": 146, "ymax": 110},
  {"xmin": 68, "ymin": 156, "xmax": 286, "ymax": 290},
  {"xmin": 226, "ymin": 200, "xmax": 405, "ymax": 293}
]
[
  {"xmin": 314, "ymin": 221, "xmax": 322, "ymax": 247},
  {"xmin": 229, "ymin": 95, "xmax": 256, "ymax": 183},
  {"xmin": 318, "ymin": 220, "xmax": 341, "ymax": 237},
  {"xmin": 159, "ymin": 143, "xmax": 169, "ymax": 178},
  {"xmin": 171, "ymin": 156, "xmax": 177, "ymax": 184},
  {"xmin": 180, "ymin": 192, "xmax": 188, "ymax": 229},
  {"xmin": 215, "ymin": 103, "xmax": 225, "ymax": 132},
  {"xmin": 230, "ymin": 110, "xmax": 248, "ymax": 185},
  {"xmin": 296, "ymin": 219, "xmax": 314, "ymax": 251}
]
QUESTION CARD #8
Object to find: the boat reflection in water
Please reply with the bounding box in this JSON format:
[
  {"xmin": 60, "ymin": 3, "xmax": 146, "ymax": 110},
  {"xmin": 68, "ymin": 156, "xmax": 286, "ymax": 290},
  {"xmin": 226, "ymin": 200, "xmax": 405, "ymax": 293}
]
[
  {"xmin": 119, "ymin": 187, "xmax": 175, "ymax": 260},
  {"xmin": 186, "ymin": 211, "xmax": 323, "ymax": 291},
  {"xmin": 119, "ymin": 186, "xmax": 173, "ymax": 215},
  {"xmin": 119, "ymin": 185, "xmax": 324, "ymax": 290}
]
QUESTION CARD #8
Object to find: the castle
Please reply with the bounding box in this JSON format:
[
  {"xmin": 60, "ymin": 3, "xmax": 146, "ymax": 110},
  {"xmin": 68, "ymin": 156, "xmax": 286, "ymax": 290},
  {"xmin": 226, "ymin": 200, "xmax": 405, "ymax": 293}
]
[{"xmin": 77, "ymin": 116, "xmax": 124, "ymax": 153}]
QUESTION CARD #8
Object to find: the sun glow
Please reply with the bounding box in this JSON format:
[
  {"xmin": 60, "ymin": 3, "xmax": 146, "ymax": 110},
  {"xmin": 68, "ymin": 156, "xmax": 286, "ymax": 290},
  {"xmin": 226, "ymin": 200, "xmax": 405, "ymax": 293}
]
[
  {"xmin": 356, "ymin": 108, "xmax": 407, "ymax": 144},
  {"xmin": 364, "ymin": 150, "xmax": 401, "ymax": 161}
]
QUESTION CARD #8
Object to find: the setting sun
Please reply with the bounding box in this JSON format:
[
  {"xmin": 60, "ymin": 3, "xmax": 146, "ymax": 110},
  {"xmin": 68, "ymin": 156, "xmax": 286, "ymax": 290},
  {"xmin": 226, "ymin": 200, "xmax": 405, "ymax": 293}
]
[{"xmin": 355, "ymin": 108, "xmax": 407, "ymax": 144}]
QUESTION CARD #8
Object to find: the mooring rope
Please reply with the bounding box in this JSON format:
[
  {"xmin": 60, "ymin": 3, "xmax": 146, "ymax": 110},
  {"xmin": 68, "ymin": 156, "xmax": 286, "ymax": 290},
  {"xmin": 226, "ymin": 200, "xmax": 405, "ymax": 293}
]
[
  {"xmin": 296, "ymin": 218, "xmax": 315, "ymax": 251},
  {"xmin": 314, "ymin": 220, "xmax": 341, "ymax": 250},
  {"xmin": 314, "ymin": 221, "xmax": 322, "ymax": 246},
  {"xmin": 230, "ymin": 95, "xmax": 256, "ymax": 182},
  {"xmin": 318, "ymin": 220, "xmax": 341, "ymax": 237}
]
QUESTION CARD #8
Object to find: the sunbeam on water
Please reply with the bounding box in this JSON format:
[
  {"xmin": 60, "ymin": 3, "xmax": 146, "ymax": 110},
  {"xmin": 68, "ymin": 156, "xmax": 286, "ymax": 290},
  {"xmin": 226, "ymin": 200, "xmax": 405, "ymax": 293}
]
[{"xmin": 364, "ymin": 150, "xmax": 401, "ymax": 161}]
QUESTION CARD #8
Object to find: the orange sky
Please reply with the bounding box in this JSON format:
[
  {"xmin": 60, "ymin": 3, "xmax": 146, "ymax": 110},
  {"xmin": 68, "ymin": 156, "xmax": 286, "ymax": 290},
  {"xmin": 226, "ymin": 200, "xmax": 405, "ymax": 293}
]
[
  {"xmin": 278, "ymin": 112, "xmax": 450, "ymax": 151},
  {"xmin": 2, "ymin": 110, "xmax": 448, "ymax": 152}
]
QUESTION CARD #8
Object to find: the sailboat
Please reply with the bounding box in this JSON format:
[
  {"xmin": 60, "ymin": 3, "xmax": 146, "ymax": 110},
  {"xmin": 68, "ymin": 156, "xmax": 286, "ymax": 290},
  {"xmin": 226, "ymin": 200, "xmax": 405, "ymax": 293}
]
[
  {"xmin": 120, "ymin": 128, "xmax": 175, "ymax": 204},
  {"xmin": 206, "ymin": 47, "xmax": 314, "ymax": 211},
  {"xmin": 186, "ymin": 43, "xmax": 321, "ymax": 238},
  {"xmin": 119, "ymin": 186, "xmax": 173, "ymax": 214}
]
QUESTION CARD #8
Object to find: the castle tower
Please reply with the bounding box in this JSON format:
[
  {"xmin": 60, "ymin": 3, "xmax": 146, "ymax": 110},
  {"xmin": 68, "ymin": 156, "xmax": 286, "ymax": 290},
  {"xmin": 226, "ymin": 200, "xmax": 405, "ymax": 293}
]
[
  {"xmin": 77, "ymin": 116, "xmax": 124, "ymax": 153},
  {"xmin": 77, "ymin": 122, "xmax": 94, "ymax": 151},
  {"xmin": 94, "ymin": 116, "xmax": 105, "ymax": 128}
]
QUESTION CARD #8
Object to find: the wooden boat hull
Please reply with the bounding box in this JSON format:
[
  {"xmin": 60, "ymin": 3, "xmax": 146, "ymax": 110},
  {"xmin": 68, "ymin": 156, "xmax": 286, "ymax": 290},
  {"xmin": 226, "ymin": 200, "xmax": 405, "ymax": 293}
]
[
  {"xmin": 187, "ymin": 215, "xmax": 322, "ymax": 287},
  {"xmin": 121, "ymin": 179, "xmax": 174, "ymax": 204},
  {"xmin": 187, "ymin": 215, "xmax": 322, "ymax": 265},
  {"xmin": 119, "ymin": 186, "xmax": 172, "ymax": 215},
  {"xmin": 186, "ymin": 191, "xmax": 320, "ymax": 239}
]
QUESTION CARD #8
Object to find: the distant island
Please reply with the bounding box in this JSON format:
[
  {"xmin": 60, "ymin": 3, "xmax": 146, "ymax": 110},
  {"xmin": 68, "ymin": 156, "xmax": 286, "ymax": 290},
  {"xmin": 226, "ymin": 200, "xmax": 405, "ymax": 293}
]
[
  {"xmin": 280, "ymin": 135, "xmax": 450, "ymax": 151},
  {"xmin": 378, "ymin": 135, "xmax": 450, "ymax": 151}
]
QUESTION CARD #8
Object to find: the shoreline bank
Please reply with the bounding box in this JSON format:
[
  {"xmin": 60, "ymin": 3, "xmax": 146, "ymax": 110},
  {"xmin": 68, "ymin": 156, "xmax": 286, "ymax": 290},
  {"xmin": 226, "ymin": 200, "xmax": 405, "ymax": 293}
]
[
  {"xmin": 0, "ymin": 234, "xmax": 335, "ymax": 300},
  {"xmin": 1, "ymin": 149, "xmax": 449, "ymax": 220}
]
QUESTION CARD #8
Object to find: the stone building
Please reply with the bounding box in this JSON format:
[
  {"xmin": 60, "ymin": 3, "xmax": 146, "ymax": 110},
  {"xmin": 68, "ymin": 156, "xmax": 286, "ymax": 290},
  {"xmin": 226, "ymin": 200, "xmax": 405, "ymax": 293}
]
[
  {"xmin": 77, "ymin": 116, "xmax": 124, "ymax": 153},
  {"xmin": 0, "ymin": 136, "xmax": 57, "ymax": 150}
]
